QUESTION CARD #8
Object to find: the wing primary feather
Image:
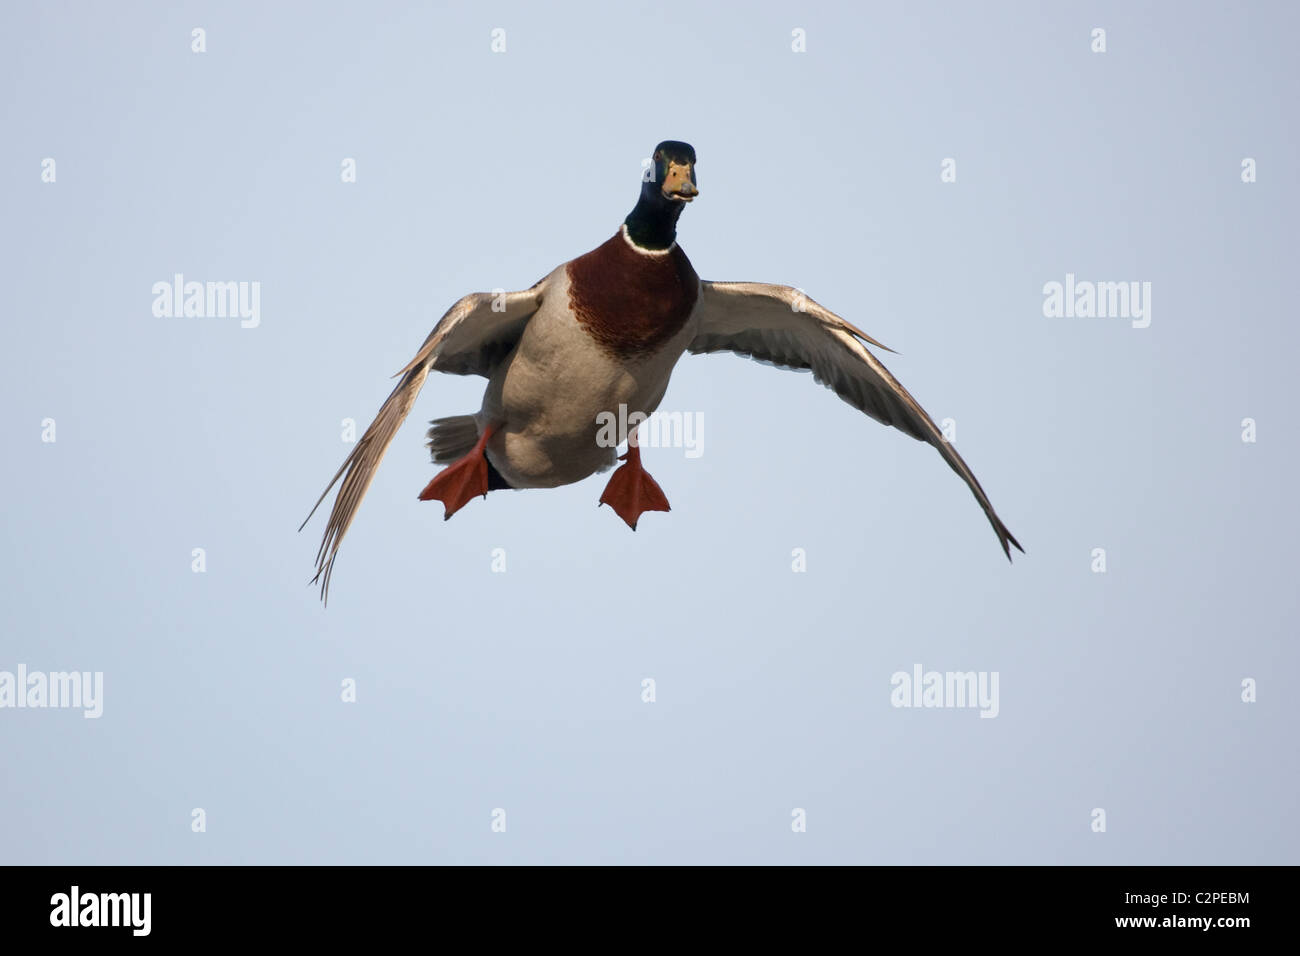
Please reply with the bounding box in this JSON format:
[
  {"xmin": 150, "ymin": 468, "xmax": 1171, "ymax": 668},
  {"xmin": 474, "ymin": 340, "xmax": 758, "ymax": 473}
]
[{"xmin": 302, "ymin": 363, "xmax": 431, "ymax": 604}]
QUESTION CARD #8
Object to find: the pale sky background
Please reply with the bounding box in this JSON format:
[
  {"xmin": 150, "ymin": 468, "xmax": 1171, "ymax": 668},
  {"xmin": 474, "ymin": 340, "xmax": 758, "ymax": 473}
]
[{"xmin": 1, "ymin": 1, "xmax": 1296, "ymax": 864}]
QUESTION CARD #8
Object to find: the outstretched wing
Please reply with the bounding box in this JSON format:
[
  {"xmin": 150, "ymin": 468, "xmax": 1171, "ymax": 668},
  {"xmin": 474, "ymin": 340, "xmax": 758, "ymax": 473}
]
[
  {"xmin": 688, "ymin": 281, "xmax": 1022, "ymax": 558},
  {"xmin": 301, "ymin": 283, "xmax": 545, "ymax": 602}
]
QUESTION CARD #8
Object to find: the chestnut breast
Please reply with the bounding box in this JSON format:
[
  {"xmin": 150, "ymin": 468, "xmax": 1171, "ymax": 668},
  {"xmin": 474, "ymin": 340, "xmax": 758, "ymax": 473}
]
[{"xmin": 566, "ymin": 232, "xmax": 700, "ymax": 360}]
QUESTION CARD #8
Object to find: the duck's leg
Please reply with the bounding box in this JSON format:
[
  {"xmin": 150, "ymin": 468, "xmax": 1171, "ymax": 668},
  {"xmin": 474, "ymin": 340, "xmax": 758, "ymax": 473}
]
[
  {"xmin": 418, "ymin": 423, "xmax": 498, "ymax": 520},
  {"xmin": 598, "ymin": 425, "xmax": 671, "ymax": 530}
]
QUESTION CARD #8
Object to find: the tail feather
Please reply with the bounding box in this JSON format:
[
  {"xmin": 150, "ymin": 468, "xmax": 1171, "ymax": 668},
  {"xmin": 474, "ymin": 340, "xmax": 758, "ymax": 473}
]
[{"xmin": 426, "ymin": 415, "xmax": 480, "ymax": 464}]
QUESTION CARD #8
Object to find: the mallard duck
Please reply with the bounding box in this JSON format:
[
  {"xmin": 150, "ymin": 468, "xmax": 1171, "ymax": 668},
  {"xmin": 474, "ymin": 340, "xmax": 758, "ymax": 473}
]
[{"xmin": 302, "ymin": 140, "xmax": 1022, "ymax": 601}]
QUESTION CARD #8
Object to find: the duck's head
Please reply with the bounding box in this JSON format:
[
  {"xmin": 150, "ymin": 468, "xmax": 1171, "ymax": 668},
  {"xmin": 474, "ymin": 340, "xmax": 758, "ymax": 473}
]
[
  {"xmin": 644, "ymin": 140, "xmax": 698, "ymax": 204},
  {"xmin": 625, "ymin": 140, "xmax": 698, "ymax": 250}
]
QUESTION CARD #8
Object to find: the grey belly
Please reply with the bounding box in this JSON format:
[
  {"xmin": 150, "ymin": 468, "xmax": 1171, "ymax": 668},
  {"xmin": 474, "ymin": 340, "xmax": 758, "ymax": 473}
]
[{"xmin": 480, "ymin": 308, "xmax": 692, "ymax": 489}]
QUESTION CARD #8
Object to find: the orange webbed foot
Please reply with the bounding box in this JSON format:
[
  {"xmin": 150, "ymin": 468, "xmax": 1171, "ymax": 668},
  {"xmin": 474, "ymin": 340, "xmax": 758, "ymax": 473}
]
[
  {"xmin": 418, "ymin": 424, "xmax": 496, "ymax": 520},
  {"xmin": 598, "ymin": 442, "xmax": 670, "ymax": 531}
]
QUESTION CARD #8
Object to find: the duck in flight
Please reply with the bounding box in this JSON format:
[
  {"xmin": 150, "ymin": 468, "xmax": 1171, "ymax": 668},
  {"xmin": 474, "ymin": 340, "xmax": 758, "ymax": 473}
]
[{"xmin": 302, "ymin": 140, "xmax": 1022, "ymax": 602}]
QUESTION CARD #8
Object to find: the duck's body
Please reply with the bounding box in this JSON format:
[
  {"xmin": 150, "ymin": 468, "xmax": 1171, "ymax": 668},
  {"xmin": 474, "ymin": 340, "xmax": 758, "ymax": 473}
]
[
  {"xmin": 474, "ymin": 227, "xmax": 700, "ymax": 489},
  {"xmin": 303, "ymin": 140, "xmax": 1022, "ymax": 602}
]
